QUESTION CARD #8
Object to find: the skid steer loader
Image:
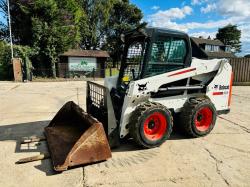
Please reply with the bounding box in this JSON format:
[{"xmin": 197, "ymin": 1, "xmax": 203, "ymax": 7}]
[{"xmin": 43, "ymin": 27, "xmax": 233, "ymax": 171}]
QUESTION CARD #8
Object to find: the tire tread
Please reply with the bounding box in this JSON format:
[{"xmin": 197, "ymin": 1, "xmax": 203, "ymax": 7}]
[
  {"xmin": 129, "ymin": 101, "xmax": 173, "ymax": 148},
  {"xmin": 180, "ymin": 97, "xmax": 216, "ymax": 137}
]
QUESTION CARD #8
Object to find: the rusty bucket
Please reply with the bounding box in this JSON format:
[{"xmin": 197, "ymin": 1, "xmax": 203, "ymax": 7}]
[{"xmin": 44, "ymin": 101, "xmax": 111, "ymax": 171}]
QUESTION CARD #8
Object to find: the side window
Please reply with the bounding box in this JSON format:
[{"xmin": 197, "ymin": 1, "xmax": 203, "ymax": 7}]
[
  {"xmin": 145, "ymin": 37, "xmax": 187, "ymax": 77},
  {"xmin": 168, "ymin": 39, "xmax": 186, "ymax": 63},
  {"xmin": 151, "ymin": 38, "xmax": 171, "ymax": 63},
  {"xmin": 122, "ymin": 41, "xmax": 145, "ymax": 83}
]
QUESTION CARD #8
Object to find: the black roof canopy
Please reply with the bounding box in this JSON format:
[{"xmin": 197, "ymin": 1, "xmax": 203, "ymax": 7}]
[{"xmin": 145, "ymin": 27, "xmax": 189, "ymax": 38}]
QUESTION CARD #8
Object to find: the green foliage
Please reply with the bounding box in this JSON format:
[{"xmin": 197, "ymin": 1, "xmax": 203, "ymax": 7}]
[
  {"xmin": 0, "ymin": 40, "xmax": 34, "ymax": 80},
  {"xmin": 103, "ymin": 0, "xmax": 144, "ymax": 66},
  {"xmin": 31, "ymin": 0, "xmax": 85, "ymax": 77},
  {"xmin": 1, "ymin": 0, "xmax": 85, "ymax": 78},
  {"xmin": 245, "ymin": 54, "xmax": 250, "ymax": 58},
  {"xmin": 105, "ymin": 67, "xmax": 119, "ymax": 77},
  {"xmin": 0, "ymin": 41, "xmax": 12, "ymax": 80},
  {"xmin": 216, "ymin": 24, "xmax": 242, "ymax": 53},
  {"xmin": 0, "ymin": 0, "xmax": 143, "ymax": 77},
  {"xmin": 78, "ymin": 0, "xmax": 114, "ymax": 49}
]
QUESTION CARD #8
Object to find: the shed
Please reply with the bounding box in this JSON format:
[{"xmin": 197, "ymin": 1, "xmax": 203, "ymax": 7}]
[{"xmin": 58, "ymin": 49, "xmax": 109, "ymax": 78}]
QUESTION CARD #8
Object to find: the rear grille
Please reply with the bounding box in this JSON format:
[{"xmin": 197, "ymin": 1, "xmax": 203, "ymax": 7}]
[
  {"xmin": 87, "ymin": 81, "xmax": 106, "ymax": 108},
  {"xmin": 86, "ymin": 81, "xmax": 120, "ymax": 148}
]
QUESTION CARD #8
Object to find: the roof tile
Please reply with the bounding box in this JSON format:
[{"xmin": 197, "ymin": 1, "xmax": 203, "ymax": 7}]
[{"xmin": 191, "ymin": 37, "xmax": 224, "ymax": 46}]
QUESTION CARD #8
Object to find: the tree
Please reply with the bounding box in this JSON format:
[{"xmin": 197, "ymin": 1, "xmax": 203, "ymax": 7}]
[
  {"xmin": 0, "ymin": 0, "xmax": 35, "ymax": 45},
  {"xmin": 0, "ymin": 40, "xmax": 34, "ymax": 80},
  {"xmin": 216, "ymin": 24, "xmax": 241, "ymax": 53},
  {"xmin": 0, "ymin": 0, "xmax": 85, "ymax": 77},
  {"xmin": 103, "ymin": 0, "xmax": 143, "ymax": 67},
  {"xmin": 0, "ymin": 0, "xmax": 8, "ymax": 41},
  {"xmin": 0, "ymin": 40, "xmax": 12, "ymax": 79},
  {"xmin": 77, "ymin": 0, "xmax": 114, "ymax": 50},
  {"xmin": 0, "ymin": 0, "xmax": 144, "ymax": 76},
  {"xmin": 245, "ymin": 54, "xmax": 250, "ymax": 58},
  {"xmin": 30, "ymin": 0, "xmax": 85, "ymax": 77}
]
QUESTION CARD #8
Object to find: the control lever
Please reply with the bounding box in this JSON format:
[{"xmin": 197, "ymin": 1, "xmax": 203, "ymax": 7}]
[{"xmin": 131, "ymin": 69, "xmax": 135, "ymax": 80}]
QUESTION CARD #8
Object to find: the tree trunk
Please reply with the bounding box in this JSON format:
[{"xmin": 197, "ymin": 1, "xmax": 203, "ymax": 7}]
[
  {"xmin": 112, "ymin": 50, "xmax": 122, "ymax": 68},
  {"xmin": 51, "ymin": 62, "xmax": 56, "ymax": 78}
]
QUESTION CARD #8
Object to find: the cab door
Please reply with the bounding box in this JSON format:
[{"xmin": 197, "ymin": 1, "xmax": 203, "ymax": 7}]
[{"xmin": 143, "ymin": 35, "xmax": 189, "ymax": 78}]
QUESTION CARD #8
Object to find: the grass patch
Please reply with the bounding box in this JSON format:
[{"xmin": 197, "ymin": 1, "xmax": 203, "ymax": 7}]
[{"xmin": 105, "ymin": 68, "xmax": 119, "ymax": 77}]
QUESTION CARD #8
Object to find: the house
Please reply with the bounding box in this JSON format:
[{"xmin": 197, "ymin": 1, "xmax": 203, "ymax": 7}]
[
  {"xmin": 58, "ymin": 49, "xmax": 109, "ymax": 78},
  {"xmin": 190, "ymin": 37, "xmax": 236, "ymax": 59}
]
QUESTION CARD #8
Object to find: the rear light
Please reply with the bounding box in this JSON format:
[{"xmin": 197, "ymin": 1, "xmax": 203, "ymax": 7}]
[{"xmin": 228, "ymin": 72, "xmax": 233, "ymax": 106}]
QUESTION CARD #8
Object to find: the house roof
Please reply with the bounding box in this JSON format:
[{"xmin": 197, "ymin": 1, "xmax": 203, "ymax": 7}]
[
  {"xmin": 191, "ymin": 37, "xmax": 224, "ymax": 46},
  {"xmin": 61, "ymin": 49, "xmax": 110, "ymax": 58},
  {"xmin": 190, "ymin": 37, "xmax": 236, "ymax": 58}
]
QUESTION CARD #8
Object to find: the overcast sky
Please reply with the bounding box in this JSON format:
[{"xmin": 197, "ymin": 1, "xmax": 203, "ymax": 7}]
[{"xmin": 131, "ymin": 0, "xmax": 250, "ymax": 56}]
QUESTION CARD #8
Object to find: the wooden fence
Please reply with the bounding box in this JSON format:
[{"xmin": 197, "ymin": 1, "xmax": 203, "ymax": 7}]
[{"xmin": 229, "ymin": 58, "xmax": 250, "ymax": 84}]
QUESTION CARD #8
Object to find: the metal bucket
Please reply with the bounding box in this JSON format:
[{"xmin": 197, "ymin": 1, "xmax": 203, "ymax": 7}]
[{"xmin": 44, "ymin": 101, "xmax": 111, "ymax": 171}]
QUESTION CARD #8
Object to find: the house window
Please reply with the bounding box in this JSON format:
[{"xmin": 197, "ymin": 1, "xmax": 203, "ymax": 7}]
[
  {"xmin": 205, "ymin": 45, "xmax": 211, "ymax": 51},
  {"xmin": 225, "ymin": 46, "xmax": 231, "ymax": 52},
  {"xmin": 205, "ymin": 45, "xmax": 219, "ymax": 52}
]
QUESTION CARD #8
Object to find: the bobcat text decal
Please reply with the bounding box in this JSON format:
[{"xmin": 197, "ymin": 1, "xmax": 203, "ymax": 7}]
[{"xmin": 214, "ymin": 85, "xmax": 229, "ymax": 90}]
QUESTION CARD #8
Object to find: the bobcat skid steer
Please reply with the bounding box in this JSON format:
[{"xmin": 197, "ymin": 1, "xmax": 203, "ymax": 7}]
[{"xmin": 43, "ymin": 27, "xmax": 233, "ymax": 171}]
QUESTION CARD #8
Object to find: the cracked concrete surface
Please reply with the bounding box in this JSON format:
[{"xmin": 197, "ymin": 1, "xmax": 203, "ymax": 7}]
[
  {"xmin": 0, "ymin": 82, "xmax": 249, "ymax": 187},
  {"xmin": 204, "ymin": 147, "xmax": 229, "ymax": 186}
]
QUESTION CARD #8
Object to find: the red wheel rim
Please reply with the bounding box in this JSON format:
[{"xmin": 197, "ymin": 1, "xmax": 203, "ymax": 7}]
[
  {"xmin": 194, "ymin": 107, "xmax": 213, "ymax": 131},
  {"xmin": 143, "ymin": 112, "xmax": 167, "ymax": 141}
]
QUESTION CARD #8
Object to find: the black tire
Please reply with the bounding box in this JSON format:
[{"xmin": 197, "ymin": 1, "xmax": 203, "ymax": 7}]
[
  {"xmin": 129, "ymin": 102, "xmax": 173, "ymax": 148},
  {"xmin": 180, "ymin": 97, "xmax": 217, "ymax": 137}
]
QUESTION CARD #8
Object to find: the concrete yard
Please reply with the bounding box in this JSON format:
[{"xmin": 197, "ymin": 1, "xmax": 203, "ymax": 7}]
[{"xmin": 0, "ymin": 81, "xmax": 249, "ymax": 187}]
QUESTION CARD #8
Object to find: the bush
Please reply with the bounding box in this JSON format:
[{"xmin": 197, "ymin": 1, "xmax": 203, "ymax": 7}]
[
  {"xmin": 0, "ymin": 41, "xmax": 12, "ymax": 80},
  {"xmin": 0, "ymin": 41, "xmax": 34, "ymax": 80}
]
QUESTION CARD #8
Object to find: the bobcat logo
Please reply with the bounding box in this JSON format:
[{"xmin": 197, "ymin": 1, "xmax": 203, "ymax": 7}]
[{"xmin": 137, "ymin": 82, "xmax": 148, "ymax": 92}]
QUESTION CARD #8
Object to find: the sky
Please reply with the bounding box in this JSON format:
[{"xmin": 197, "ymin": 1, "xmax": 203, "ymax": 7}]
[
  {"xmin": 1, "ymin": 0, "xmax": 249, "ymax": 56},
  {"xmin": 0, "ymin": 9, "xmax": 5, "ymax": 24},
  {"xmin": 130, "ymin": 0, "xmax": 250, "ymax": 56}
]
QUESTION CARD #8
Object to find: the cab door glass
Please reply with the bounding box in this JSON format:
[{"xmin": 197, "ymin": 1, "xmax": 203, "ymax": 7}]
[
  {"xmin": 145, "ymin": 37, "xmax": 187, "ymax": 77},
  {"xmin": 168, "ymin": 39, "xmax": 186, "ymax": 63}
]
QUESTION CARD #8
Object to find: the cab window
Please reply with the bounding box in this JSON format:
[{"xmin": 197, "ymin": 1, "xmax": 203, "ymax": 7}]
[
  {"xmin": 121, "ymin": 41, "xmax": 146, "ymax": 83},
  {"xmin": 144, "ymin": 36, "xmax": 187, "ymax": 77}
]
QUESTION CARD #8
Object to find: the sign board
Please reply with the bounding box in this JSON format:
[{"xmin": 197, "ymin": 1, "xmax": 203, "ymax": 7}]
[{"xmin": 68, "ymin": 57, "xmax": 97, "ymax": 71}]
